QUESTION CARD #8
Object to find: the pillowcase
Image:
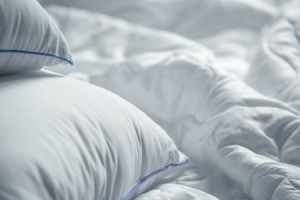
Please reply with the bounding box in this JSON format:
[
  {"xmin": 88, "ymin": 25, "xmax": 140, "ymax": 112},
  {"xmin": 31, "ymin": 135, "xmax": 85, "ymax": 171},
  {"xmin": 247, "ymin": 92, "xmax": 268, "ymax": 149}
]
[
  {"xmin": 0, "ymin": 0, "xmax": 72, "ymax": 74},
  {"xmin": 0, "ymin": 70, "xmax": 188, "ymax": 200}
]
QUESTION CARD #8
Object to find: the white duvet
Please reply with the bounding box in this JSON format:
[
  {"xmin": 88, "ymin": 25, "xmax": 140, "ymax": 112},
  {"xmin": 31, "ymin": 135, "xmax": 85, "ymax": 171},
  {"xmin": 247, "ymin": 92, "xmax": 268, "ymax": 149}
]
[{"xmin": 36, "ymin": 0, "xmax": 300, "ymax": 199}]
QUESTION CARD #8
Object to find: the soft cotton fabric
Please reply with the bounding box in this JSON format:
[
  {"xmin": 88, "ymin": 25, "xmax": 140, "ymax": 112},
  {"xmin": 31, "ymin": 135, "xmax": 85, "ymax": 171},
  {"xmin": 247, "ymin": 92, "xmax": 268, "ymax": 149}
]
[
  {"xmin": 40, "ymin": 0, "xmax": 277, "ymax": 78},
  {"xmin": 0, "ymin": 0, "xmax": 72, "ymax": 74},
  {"xmin": 246, "ymin": 17, "xmax": 300, "ymax": 111},
  {"xmin": 45, "ymin": 4, "xmax": 300, "ymax": 200},
  {"xmin": 0, "ymin": 70, "xmax": 187, "ymax": 200}
]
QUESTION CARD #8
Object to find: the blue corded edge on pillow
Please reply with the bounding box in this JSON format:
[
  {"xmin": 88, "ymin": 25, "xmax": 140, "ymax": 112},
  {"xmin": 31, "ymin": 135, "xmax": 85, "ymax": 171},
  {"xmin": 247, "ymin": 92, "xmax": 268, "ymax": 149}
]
[
  {"xmin": 121, "ymin": 159, "xmax": 189, "ymax": 200},
  {"xmin": 0, "ymin": 50, "xmax": 73, "ymax": 65}
]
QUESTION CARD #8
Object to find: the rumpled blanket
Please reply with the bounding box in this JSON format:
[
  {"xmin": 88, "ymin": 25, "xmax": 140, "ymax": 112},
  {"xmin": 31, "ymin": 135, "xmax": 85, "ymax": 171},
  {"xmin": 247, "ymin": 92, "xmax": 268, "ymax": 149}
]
[{"xmin": 45, "ymin": 0, "xmax": 300, "ymax": 199}]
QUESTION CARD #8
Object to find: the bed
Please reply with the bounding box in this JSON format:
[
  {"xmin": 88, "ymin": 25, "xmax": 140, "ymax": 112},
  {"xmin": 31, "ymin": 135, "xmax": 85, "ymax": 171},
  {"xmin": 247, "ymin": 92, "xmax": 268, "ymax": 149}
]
[{"xmin": 1, "ymin": 0, "xmax": 300, "ymax": 200}]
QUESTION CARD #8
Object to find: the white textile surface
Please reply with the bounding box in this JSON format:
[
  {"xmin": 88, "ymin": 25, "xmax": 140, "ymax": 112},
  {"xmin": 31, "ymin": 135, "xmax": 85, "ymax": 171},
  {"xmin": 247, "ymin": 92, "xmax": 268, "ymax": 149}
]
[{"xmin": 45, "ymin": 1, "xmax": 300, "ymax": 199}]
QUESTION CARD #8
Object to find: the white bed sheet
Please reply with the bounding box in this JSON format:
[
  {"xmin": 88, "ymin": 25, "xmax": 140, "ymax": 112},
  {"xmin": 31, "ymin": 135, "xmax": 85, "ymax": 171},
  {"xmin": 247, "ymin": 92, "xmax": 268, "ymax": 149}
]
[{"xmin": 44, "ymin": 1, "xmax": 300, "ymax": 200}]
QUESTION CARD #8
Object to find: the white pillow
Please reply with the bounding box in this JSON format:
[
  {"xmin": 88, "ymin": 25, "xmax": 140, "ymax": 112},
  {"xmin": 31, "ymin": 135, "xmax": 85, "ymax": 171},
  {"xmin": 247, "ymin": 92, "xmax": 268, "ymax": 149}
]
[
  {"xmin": 0, "ymin": 70, "xmax": 187, "ymax": 200},
  {"xmin": 0, "ymin": 0, "xmax": 72, "ymax": 74}
]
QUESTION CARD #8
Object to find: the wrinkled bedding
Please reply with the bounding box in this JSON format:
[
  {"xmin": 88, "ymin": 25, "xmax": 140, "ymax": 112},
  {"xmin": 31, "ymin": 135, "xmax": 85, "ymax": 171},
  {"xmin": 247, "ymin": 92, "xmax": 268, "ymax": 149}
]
[{"xmin": 43, "ymin": 0, "xmax": 300, "ymax": 199}]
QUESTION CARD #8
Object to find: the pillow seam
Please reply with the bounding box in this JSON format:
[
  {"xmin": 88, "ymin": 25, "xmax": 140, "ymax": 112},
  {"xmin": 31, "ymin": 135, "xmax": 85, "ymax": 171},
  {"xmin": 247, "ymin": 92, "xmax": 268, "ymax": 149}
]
[
  {"xmin": 0, "ymin": 49, "xmax": 73, "ymax": 65},
  {"xmin": 121, "ymin": 159, "xmax": 189, "ymax": 200}
]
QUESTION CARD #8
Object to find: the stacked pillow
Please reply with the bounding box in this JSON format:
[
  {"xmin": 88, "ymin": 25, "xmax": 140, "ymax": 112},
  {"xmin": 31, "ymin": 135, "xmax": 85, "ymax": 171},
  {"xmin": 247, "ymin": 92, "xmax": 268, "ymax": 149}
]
[
  {"xmin": 0, "ymin": 1, "xmax": 188, "ymax": 200},
  {"xmin": 0, "ymin": 70, "xmax": 188, "ymax": 200},
  {"xmin": 0, "ymin": 0, "xmax": 72, "ymax": 74}
]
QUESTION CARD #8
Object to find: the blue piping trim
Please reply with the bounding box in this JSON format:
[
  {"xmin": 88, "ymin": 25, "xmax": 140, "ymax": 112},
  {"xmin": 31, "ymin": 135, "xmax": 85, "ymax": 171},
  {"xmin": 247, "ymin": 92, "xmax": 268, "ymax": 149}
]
[
  {"xmin": 121, "ymin": 159, "xmax": 189, "ymax": 200},
  {"xmin": 0, "ymin": 50, "xmax": 73, "ymax": 65}
]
